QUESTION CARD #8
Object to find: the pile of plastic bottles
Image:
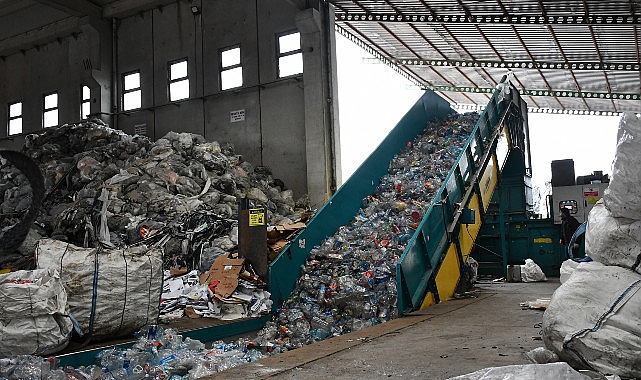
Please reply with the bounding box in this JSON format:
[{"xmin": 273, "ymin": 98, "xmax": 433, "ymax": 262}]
[
  {"xmin": 251, "ymin": 112, "xmax": 480, "ymax": 350},
  {"xmin": 0, "ymin": 326, "xmax": 265, "ymax": 379},
  {"xmin": 0, "ymin": 112, "xmax": 479, "ymax": 379}
]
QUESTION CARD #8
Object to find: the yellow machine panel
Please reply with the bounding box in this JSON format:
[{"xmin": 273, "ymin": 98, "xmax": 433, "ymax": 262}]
[
  {"xmin": 479, "ymin": 154, "xmax": 498, "ymax": 211},
  {"xmin": 434, "ymin": 243, "xmax": 461, "ymax": 302},
  {"xmin": 458, "ymin": 193, "xmax": 481, "ymax": 262},
  {"xmin": 420, "ymin": 292, "xmax": 436, "ymax": 309}
]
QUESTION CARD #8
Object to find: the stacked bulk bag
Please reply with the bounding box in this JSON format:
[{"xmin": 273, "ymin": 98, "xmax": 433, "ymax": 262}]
[
  {"xmin": 36, "ymin": 238, "xmax": 163, "ymax": 341},
  {"xmin": 543, "ymin": 112, "xmax": 641, "ymax": 378},
  {"xmin": 0, "ymin": 268, "xmax": 73, "ymax": 356}
]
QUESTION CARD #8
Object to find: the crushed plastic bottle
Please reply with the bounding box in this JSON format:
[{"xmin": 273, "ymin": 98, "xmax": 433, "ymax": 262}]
[{"xmin": 251, "ymin": 112, "xmax": 479, "ymax": 351}]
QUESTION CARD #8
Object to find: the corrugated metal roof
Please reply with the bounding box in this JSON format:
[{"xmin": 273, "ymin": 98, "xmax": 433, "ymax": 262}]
[{"xmin": 330, "ymin": 0, "xmax": 641, "ymax": 114}]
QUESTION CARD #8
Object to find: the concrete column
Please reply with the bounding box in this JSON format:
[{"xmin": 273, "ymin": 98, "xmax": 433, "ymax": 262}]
[{"xmin": 296, "ymin": 5, "xmax": 341, "ymax": 207}]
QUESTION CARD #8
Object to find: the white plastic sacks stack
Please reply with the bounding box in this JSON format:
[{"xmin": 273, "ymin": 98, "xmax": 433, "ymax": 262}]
[
  {"xmin": 0, "ymin": 268, "xmax": 73, "ymax": 357},
  {"xmin": 543, "ymin": 112, "xmax": 641, "ymax": 378},
  {"xmin": 36, "ymin": 238, "xmax": 163, "ymax": 341},
  {"xmin": 585, "ymin": 112, "xmax": 641, "ymax": 272}
]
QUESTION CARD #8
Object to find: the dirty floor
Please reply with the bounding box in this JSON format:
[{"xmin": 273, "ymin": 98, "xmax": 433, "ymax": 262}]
[{"xmin": 207, "ymin": 279, "xmax": 560, "ymax": 379}]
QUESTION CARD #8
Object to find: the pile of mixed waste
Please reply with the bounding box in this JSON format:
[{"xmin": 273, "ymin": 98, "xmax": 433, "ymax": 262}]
[
  {"xmin": 0, "ymin": 120, "xmax": 310, "ymax": 332},
  {"xmin": 2, "ymin": 120, "xmax": 309, "ymax": 266}
]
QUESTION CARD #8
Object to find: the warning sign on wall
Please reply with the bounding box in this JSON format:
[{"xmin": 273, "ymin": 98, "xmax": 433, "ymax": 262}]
[
  {"xmin": 583, "ymin": 187, "xmax": 599, "ymax": 197},
  {"xmin": 249, "ymin": 208, "xmax": 265, "ymax": 226},
  {"xmin": 230, "ymin": 109, "xmax": 245, "ymax": 123}
]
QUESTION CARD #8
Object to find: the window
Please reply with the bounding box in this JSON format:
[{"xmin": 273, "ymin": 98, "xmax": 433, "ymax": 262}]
[
  {"xmin": 220, "ymin": 46, "xmax": 242, "ymax": 90},
  {"xmin": 123, "ymin": 71, "xmax": 141, "ymax": 111},
  {"xmin": 81, "ymin": 85, "xmax": 91, "ymax": 120},
  {"xmin": 277, "ymin": 31, "xmax": 302, "ymax": 77},
  {"xmin": 43, "ymin": 92, "xmax": 58, "ymax": 128},
  {"xmin": 8, "ymin": 101, "xmax": 22, "ymax": 135},
  {"xmin": 169, "ymin": 59, "xmax": 189, "ymax": 101}
]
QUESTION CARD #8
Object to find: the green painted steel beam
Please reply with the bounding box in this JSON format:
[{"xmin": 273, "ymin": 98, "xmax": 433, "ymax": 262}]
[
  {"xmin": 336, "ymin": 12, "xmax": 641, "ymax": 25},
  {"xmin": 393, "ymin": 58, "xmax": 641, "ymax": 72},
  {"xmin": 421, "ymin": 85, "xmax": 641, "ymax": 101}
]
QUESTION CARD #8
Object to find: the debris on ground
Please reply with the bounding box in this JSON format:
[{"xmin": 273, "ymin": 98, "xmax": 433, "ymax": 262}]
[{"xmin": 520, "ymin": 298, "xmax": 551, "ymax": 310}]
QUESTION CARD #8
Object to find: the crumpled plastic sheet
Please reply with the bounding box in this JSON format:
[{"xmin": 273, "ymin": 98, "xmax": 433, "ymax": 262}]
[{"xmin": 520, "ymin": 258, "xmax": 547, "ymax": 282}]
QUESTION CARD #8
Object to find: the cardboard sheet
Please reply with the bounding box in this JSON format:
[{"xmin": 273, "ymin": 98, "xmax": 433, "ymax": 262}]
[{"xmin": 199, "ymin": 255, "xmax": 245, "ymax": 298}]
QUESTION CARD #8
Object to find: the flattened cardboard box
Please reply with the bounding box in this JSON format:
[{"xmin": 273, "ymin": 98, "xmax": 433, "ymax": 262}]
[{"xmin": 200, "ymin": 255, "xmax": 245, "ymax": 299}]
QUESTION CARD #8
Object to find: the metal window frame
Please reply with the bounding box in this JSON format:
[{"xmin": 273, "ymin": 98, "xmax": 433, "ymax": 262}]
[
  {"xmin": 219, "ymin": 45, "xmax": 242, "ymax": 90},
  {"xmin": 168, "ymin": 58, "xmax": 189, "ymax": 101},
  {"xmin": 276, "ymin": 30, "xmax": 302, "ymax": 78},
  {"xmin": 7, "ymin": 100, "xmax": 23, "ymax": 135},
  {"xmin": 42, "ymin": 91, "xmax": 58, "ymax": 128},
  {"xmin": 81, "ymin": 85, "xmax": 90, "ymax": 120},
  {"xmin": 122, "ymin": 70, "xmax": 142, "ymax": 111}
]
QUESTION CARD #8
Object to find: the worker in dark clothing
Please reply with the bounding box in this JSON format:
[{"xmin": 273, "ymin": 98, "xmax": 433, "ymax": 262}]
[{"xmin": 559, "ymin": 207, "xmax": 581, "ymax": 259}]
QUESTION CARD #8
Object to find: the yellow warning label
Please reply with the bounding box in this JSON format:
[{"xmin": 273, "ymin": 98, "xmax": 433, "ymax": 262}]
[
  {"xmin": 587, "ymin": 196, "xmax": 601, "ymax": 205},
  {"xmin": 249, "ymin": 208, "xmax": 265, "ymax": 226},
  {"xmin": 533, "ymin": 237, "xmax": 552, "ymax": 244}
]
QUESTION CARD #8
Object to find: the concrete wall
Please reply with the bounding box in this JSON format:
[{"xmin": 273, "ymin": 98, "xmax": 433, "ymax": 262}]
[{"xmin": 0, "ymin": 0, "xmax": 340, "ymax": 206}]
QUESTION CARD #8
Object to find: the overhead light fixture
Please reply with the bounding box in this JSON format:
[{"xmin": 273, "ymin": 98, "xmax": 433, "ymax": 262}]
[{"xmin": 191, "ymin": 5, "xmax": 200, "ymax": 15}]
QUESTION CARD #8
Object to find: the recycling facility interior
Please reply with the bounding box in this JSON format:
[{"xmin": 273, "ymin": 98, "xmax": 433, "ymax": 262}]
[{"xmin": 0, "ymin": 0, "xmax": 640, "ymax": 379}]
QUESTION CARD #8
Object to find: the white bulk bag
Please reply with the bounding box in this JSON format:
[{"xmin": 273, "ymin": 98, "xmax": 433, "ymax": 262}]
[
  {"xmin": 0, "ymin": 268, "xmax": 73, "ymax": 356},
  {"xmin": 446, "ymin": 362, "xmax": 592, "ymax": 380},
  {"xmin": 585, "ymin": 200, "xmax": 641, "ymax": 274},
  {"xmin": 36, "ymin": 238, "xmax": 163, "ymax": 341},
  {"xmin": 543, "ymin": 261, "xmax": 641, "ymax": 378}
]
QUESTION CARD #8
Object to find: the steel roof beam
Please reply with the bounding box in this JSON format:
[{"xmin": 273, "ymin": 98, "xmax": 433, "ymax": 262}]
[
  {"xmin": 391, "ymin": 58, "xmax": 641, "ymax": 72},
  {"xmin": 411, "ymin": 0, "xmax": 485, "ymax": 103},
  {"xmin": 543, "ymin": 24, "xmax": 590, "ymax": 110},
  {"xmin": 422, "ymin": 84, "xmax": 640, "ymax": 101},
  {"xmin": 335, "ymin": 12, "xmax": 641, "ymax": 25},
  {"xmin": 628, "ymin": 0, "xmax": 641, "ymax": 98}
]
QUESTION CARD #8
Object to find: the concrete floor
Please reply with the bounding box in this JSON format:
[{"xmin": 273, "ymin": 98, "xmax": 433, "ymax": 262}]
[{"xmin": 209, "ymin": 278, "xmax": 560, "ymax": 379}]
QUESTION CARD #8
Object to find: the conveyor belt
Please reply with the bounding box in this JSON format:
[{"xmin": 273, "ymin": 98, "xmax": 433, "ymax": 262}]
[{"xmin": 270, "ymin": 76, "xmax": 529, "ymax": 315}]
